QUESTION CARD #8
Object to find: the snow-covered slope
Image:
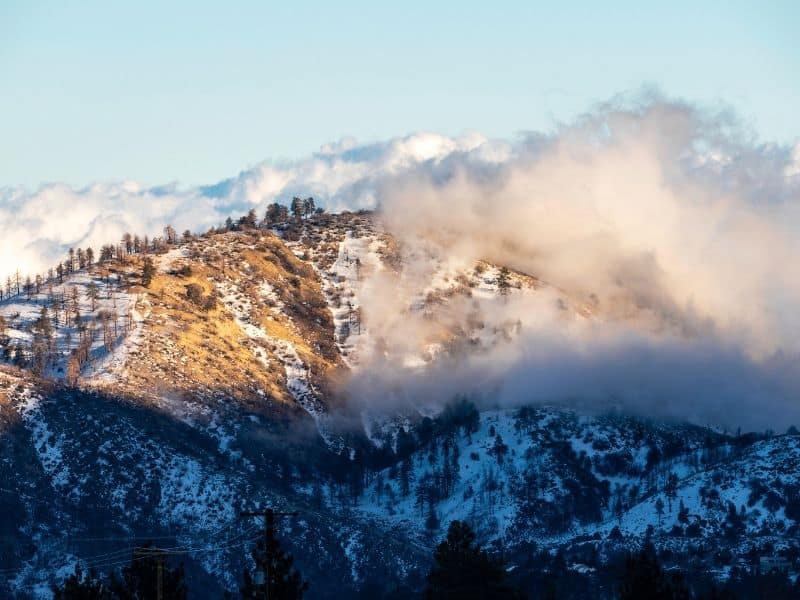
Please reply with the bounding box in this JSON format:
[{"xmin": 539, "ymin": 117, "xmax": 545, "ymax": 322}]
[
  {"xmin": 0, "ymin": 270, "xmax": 143, "ymax": 382},
  {"xmin": 1, "ymin": 212, "xmax": 798, "ymax": 597}
]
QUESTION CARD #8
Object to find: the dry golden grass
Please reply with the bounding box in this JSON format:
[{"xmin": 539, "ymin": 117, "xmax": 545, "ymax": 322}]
[
  {"xmin": 73, "ymin": 213, "xmax": 402, "ymax": 421},
  {"xmin": 90, "ymin": 227, "xmax": 350, "ymax": 416}
]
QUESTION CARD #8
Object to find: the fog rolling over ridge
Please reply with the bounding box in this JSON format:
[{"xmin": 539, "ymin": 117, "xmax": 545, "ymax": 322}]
[
  {"xmin": 3, "ymin": 93, "xmax": 800, "ymax": 430},
  {"xmin": 352, "ymin": 96, "xmax": 800, "ymax": 430}
]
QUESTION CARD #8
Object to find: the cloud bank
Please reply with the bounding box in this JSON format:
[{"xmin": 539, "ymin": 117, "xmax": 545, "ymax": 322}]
[
  {"xmin": 0, "ymin": 131, "xmax": 485, "ymax": 282},
  {"xmin": 348, "ymin": 95, "xmax": 800, "ymax": 430},
  {"xmin": 2, "ymin": 92, "xmax": 799, "ymax": 428}
]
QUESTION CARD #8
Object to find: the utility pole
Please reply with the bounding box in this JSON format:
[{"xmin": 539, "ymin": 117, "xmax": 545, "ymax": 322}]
[
  {"xmin": 133, "ymin": 546, "xmax": 167, "ymax": 600},
  {"xmin": 240, "ymin": 508, "xmax": 299, "ymax": 599}
]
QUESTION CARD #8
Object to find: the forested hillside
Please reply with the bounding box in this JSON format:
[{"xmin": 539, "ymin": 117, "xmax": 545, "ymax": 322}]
[{"xmin": 1, "ymin": 207, "xmax": 798, "ymax": 598}]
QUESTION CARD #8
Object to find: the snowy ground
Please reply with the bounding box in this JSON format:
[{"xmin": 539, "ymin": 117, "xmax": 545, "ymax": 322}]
[
  {"xmin": 215, "ymin": 278, "xmax": 333, "ymax": 444},
  {"xmin": 313, "ymin": 230, "xmax": 386, "ymax": 369},
  {"xmin": 357, "ymin": 409, "xmax": 526, "ymax": 541},
  {"xmin": 13, "ymin": 380, "xmax": 70, "ymax": 493},
  {"xmin": 0, "ymin": 270, "xmax": 142, "ymax": 383},
  {"xmin": 158, "ymin": 246, "xmax": 191, "ymax": 273},
  {"xmin": 83, "ymin": 297, "xmax": 150, "ymax": 384},
  {"xmin": 356, "ymin": 407, "xmax": 800, "ymax": 552}
]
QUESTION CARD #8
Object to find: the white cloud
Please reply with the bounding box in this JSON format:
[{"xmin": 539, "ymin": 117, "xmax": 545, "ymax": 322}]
[
  {"xmin": 2, "ymin": 93, "xmax": 799, "ymax": 428},
  {"xmin": 0, "ymin": 131, "xmax": 470, "ymax": 281}
]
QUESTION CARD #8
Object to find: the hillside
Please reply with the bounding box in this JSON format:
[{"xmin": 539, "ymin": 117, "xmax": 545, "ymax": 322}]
[{"xmin": 0, "ymin": 211, "xmax": 798, "ymax": 598}]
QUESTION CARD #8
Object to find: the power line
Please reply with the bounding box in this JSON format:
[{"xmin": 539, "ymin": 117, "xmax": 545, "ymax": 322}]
[
  {"xmin": 1, "ymin": 530, "xmax": 263, "ymax": 593},
  {"xmin": 0, "ymin": 524, "xmax": 260, "ymax": 580},
  {"xmin": 4, "ymin": 536, "xmax": 264, "ymax": 593},
  {"xmin": 240, "ymin": 508, "xmax": 299, "ymax": 600}
]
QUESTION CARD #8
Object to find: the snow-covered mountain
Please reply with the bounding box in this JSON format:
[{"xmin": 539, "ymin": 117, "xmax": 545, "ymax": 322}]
[{"xmin": 1, "ymin": 211, "xmax": 798, "ymax": 598}]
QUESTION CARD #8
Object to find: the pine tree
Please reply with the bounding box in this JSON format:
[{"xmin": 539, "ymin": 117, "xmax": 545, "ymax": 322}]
[
  {"xmin": 302, "ymin": 197, "xmax": 315, "ymax": 218},
  {"xmin": 620, "ymin": 543, "xmax": 689, "ymax": 600},
  {"xmin": 100, "ymin": 245, "xmax": 115, "ymax": 262},
  {"xmin": 665, "ymin": 472, "xmax": 678, "ymax": 512},
  {"xmin": 655, "ymin": 497, "xmax": 665, "ymax": 527},
  {"xmin": 425, "ymin": 520, "xmax": 520, "ymax": 600},
  {"xmin": 239, "ymin": 209, "xmax": 258, "ymax": 229},
  {"xmin": 141, "ymin": 257, "xmax": 156, "ymax": 288},
  {"xmin": 415, "ymin": 473, "xmax": 432, "ymax": 516},
  {"xmin": 425, "ymin": 504, "xmax": 440, "ymax": 531},
  {"xmin": 677, "ymin": 499, "xmax": 689, "ymax": 524},
  {"xmin": 291, "ymin": 197, "xmax": 305, "ymax": 221},
  {"xmin": 241, "ymin": 530, "xmax": 308, "ymax": 599},
  {"xmin": 51, "ymin": 564, "xmax": 111, "ymax": 599},
  {"xmin": 31, "ymin": 306, "xmax": 54, "ymax": 374},
  {"xmin": 399, "ymin": 456, "xmax": 414, "ymax": 497},
  {"xmin": 497, "ymin": 267, "xmax": 511, "ymax": 296},
  {"xmin": 266, "ymin": 202, "xmax": 286, "ymax": 225},
  {"xmin": 108, "ymin": 544, "xmax": 187, "ymax": 600},
  {"xmin": 86, "ymin": 281, "xmax": 100, "ymax": 311}
]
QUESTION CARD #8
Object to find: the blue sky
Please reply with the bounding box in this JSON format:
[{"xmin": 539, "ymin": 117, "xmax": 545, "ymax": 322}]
[{"xmin": 1, "ymin": 0, "xmax": 797, "ymax": 188}]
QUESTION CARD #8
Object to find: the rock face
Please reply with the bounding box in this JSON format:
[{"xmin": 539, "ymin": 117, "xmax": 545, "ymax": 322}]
[{"xmin": 1, "ymin": 213, "xmax": 798, "ymax": 597}]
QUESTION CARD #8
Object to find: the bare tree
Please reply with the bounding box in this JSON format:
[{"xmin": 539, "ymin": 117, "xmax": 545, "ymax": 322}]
[
  {"xmin": 164, "ymin": 225, "xmax": 177, "ymax": 245},
  {"xmin": 65, "ymin": 355, "xmax": 80, "ymax": 386},
  {"xmin": 86, "ymin": 281, "xmax": 100, "ymax": 311}
]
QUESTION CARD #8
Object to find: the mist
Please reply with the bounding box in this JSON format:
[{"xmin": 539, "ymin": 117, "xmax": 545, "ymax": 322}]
[
  {"xmin": 345, "ymin": 95, "xmax": 800, "ymax": 430},
  {"xmin": 2, "ymin": 92, "xmax": 798, "ymax": 429}
]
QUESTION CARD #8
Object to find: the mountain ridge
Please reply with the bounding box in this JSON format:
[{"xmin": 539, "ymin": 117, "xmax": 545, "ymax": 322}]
[{"xmin": 0, "ymin": 210, "xmax": 798, "ymax": 598}]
